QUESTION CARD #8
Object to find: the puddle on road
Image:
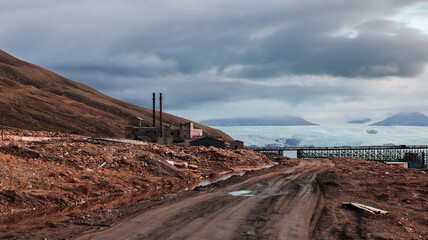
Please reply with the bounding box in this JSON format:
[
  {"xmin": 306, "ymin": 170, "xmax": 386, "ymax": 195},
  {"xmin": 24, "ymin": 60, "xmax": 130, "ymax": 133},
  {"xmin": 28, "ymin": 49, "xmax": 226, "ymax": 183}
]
[
  {"xmin": 228, "ymin": 188, "xmax": 295, "ymax": 198},
  {"xmin": 228, "ymin": 190, "xmax": 255, "ymax": 197},
  {"xmin": 259, "ymin": 163, "xmax": 278, "ymax": 168},
  {"xmin": 195, "ymin": 171, "xmax": 246, "ymax": 187},
  {"xmin": 188, "ymin": 163, "xmax": 278, "ymax": 190},
  {"xmin": 284, "ymin": 169, "xmax": 295, "ymax": 174}
]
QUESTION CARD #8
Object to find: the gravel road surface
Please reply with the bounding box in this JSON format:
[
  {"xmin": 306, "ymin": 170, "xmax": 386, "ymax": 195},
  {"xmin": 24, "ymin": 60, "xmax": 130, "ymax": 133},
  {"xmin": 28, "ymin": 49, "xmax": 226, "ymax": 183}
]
[{"xmin": 77, "ymin": 160, "xmax": 332, "ymax": 240}]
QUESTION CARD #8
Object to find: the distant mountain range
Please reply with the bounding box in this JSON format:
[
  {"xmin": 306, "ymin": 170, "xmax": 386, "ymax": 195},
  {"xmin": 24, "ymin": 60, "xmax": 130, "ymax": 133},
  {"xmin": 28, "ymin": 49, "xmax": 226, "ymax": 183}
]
[
  {"xmin": 201, "ymin": 116, "xmax": 319, "ymax": 126},
  {"xmin": 348, "ymin": 118, "xmax": 371, "ymax": 124},
  {"xmin": 370, "ymin": 113, "xmax": 428, "ymax": 126}
]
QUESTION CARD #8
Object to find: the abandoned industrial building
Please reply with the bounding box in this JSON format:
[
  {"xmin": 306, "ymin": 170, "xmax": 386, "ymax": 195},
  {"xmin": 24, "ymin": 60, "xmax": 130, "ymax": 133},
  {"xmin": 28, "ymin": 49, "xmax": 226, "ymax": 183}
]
[
  {"xmin": 123, "ymin": 93, "xmax": 247, "ymax": 149},
  {"xmin": 125, "ymin": 127, "xmax": 159, "ymax": 142},
  {"xmin": 180, "ymin": 122, "xmax": 203, "ymax": 139},
  {"xmin": 125, "ymin": 93, "xmax": 213, "ymax": 147}
]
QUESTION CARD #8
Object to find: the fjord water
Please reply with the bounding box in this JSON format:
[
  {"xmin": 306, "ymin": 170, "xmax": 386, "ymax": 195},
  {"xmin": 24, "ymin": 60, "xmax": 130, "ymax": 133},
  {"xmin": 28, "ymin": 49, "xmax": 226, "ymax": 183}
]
[{"xmin": 216, "ymin": 125, "xmax": 428, "ymax": 148}]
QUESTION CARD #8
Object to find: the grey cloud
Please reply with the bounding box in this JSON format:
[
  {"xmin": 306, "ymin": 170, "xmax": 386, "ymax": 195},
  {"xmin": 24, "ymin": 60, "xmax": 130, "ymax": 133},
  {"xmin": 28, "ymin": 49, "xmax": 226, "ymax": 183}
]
[
  {"xmin": 3, "ymin": 0, "xmax": 427, "ymax": 79},
  {"xmin": 99, "ymin": 74, "xmax": 362, "ymax": 112},
  {"xmin": 1, "ymin": 0, "xmax": 428, "ymax": 114},
  {"xmin": 52, "ymin": 52, "xmax": 179, "ymax": 78}
]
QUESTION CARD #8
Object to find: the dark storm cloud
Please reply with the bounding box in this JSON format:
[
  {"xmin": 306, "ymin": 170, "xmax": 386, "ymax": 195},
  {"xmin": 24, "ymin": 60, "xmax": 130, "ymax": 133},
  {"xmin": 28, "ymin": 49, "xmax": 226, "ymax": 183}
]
[
  {"xmin": 2, "ymin": 0, "xmax": 427, "ymax": 78},
  {"xmin": 1, "ymin": 0, "xmax": 428, "ymax": 113}
]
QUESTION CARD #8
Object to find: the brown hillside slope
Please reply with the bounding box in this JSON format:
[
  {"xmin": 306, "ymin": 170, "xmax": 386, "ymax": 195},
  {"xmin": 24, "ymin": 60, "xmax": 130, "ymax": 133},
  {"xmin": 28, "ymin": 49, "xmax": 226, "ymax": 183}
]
[{"xmin": 0, "ymin": 50, "xmax": 232, "ymax": 141}]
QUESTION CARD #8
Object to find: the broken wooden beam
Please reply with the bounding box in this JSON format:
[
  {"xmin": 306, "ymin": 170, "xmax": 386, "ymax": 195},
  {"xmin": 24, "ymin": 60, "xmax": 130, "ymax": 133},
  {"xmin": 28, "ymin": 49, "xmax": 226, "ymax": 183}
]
[
  {"xmin": 173, "ymin": 162, "xmax": 185, "ymax": 168},
  {"xmin": 342, "ymin": 202, "xmax": 389, "ymax": 215},
  {"xmin": 188, "ymin": 164, "xmax": 199, "ymax": 170}
]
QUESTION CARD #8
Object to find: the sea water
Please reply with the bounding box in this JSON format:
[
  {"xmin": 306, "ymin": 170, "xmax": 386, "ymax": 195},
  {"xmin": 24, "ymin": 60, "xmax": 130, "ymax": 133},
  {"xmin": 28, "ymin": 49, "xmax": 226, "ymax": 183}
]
[{"xmin": 216, "ymin": 125, "xmax": 428, "ymax": 148}]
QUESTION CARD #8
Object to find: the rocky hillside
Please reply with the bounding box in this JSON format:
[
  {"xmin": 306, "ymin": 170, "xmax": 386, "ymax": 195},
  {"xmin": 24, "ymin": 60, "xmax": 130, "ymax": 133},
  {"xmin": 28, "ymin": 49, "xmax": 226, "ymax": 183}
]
[{"xmin": 0, "ymin": 50, "xmax": 232, "ymax": 141}]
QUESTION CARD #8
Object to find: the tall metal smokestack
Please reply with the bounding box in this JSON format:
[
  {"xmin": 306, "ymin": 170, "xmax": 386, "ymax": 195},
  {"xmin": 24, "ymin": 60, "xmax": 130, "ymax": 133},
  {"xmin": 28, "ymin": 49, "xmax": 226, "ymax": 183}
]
[
  {"xmin": 159, "ymin": 93, "xmax": 163, "ymax": 137},
  {"xmin": 152, "ymin": 93, "xmax": 156, "ymax": 127}
]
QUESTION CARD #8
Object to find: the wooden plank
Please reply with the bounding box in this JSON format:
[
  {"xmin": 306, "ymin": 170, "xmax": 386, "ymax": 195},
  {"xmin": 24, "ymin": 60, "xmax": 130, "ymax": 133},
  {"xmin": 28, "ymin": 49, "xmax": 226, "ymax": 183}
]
[{"xmin": 342, "ymin": 202, "xmax": 389, "ymax": 215}]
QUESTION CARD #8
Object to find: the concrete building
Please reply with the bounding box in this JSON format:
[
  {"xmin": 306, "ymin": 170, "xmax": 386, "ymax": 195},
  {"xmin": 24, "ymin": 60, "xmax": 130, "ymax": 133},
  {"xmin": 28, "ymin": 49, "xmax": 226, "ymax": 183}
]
[
  {"xmin": 230, "ymin": 140, "xmax": 244, "ymax": 149},
  {"xmin": 169, "ymin": 129, "xmax": 182, "ymax": 142},
  {"xmin": 180, "ymin": 123, "xmax": 203, "ymax": 139},
  {"xmin": 159, "ymin": 125, "xmax": 178, "ymax": 145},
  {"xmin": 157, "ymin": 135, "xmax": 174, "ymax": 145},
  {"xmin": 190, "ymin": 136, "xmax": 225, "ymax": 149},
  {"xmin": 125, "ymin": 127, "xmax": 159, "ymax": 142}
]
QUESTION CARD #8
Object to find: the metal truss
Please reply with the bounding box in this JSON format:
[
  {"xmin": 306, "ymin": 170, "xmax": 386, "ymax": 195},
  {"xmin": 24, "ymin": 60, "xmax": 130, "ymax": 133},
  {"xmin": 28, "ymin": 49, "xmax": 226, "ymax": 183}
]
[{"xmin": 253, "ymin": 145, "xmax": 427, "ymax": 167}]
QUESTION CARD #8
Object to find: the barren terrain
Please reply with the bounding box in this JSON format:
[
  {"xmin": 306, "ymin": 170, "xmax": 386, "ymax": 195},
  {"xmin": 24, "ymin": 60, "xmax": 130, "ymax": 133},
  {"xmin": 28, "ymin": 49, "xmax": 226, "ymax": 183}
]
[
  {"xmin": 0, "ymin": 127, "xmax": 269, "ymax": 238},
  {"xmin": 0, "ymin": 49, "xmax": 232, "ymax": 140},
  {"xmin": 0, "ymin": 128, "xmax": 427, "ymax": 239},
  {"xmin": 75, "ymin": 158, "xmax": 428, "ymax": 240},
  {"xmin": 314, "ymin": 158, "xmax": 427, "ymax": 239}
]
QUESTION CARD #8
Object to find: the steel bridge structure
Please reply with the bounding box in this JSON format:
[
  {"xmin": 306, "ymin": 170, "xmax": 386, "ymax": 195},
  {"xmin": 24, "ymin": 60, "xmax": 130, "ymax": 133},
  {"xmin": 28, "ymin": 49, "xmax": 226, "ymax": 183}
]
[{"xmin": 252, "ymin": 145, "xmax": 427, "ymax": 167}]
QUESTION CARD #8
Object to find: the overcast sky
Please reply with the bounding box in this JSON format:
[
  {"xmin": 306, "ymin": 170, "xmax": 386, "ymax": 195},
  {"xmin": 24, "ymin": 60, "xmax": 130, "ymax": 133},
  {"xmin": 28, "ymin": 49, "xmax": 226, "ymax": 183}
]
[{"xmin": 1, "ymin": 0, "xmax": 428, "ymax": 124}]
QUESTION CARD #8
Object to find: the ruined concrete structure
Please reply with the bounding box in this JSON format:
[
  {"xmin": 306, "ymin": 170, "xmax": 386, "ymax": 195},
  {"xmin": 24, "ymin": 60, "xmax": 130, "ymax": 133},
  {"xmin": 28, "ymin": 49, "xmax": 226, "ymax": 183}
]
[
  {"xmin": 126, "ymin": 122, "xmax": 203, "ymax": 145},
  {"xmin": 124, "ymin": 93, "xmax": 231, "ymax": 148},
  {"xmin": 125, "ymin": 127, "xmax": 160, "ymax": 142},
  {"xmin": 230, "ymin": 140, "xmax": 244, "ymax": 149},
  {"xmin": 167, "ymin": 129, "xmax": 182, "ymax": 142},
  {"xmin": 124, "ymin": 93, "xmax": 205, "ymax": 145},
  {"xmin": 180, "ymin": 123, "xmax": 203, "ymax": 140}
]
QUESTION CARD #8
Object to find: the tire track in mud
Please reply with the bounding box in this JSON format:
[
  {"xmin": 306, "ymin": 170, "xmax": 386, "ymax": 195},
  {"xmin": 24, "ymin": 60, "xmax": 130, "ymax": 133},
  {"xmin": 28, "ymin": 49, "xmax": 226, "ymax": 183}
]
[
  {"xmin": 77, "ymin": 160, "xmax": 332, "ymax": 240},
  {"xmin": 233, "ymin": 168, "xmax": 326, "ymax": 240}
]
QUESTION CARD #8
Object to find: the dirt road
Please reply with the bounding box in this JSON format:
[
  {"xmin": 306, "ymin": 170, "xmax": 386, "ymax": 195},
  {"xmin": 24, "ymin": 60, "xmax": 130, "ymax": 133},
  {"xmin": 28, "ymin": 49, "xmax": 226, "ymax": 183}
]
[{"xmin": 77, "ymin": 160, "xmax": 332, "ymax": 240}]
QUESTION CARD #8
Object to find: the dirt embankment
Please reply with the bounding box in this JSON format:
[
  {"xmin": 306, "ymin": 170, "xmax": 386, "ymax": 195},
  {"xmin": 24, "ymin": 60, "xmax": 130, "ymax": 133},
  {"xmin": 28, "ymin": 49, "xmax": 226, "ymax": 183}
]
[
  {"xmin": 315, "ymin": 158, "xmax": 428, "ymax": 239},
  {"xmin": 0, "ymin": 128, "xmax": 271, "ymax": 237}
]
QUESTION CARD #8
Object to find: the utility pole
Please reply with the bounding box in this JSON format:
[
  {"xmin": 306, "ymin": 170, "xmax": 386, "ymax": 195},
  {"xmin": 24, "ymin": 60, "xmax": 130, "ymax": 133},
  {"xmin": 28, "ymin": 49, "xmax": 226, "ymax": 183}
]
[
  {"xmin": 159, "ymin": 93, "xmax": 163, "ymax": 137},
  {"xmin": 152, "ymin": 93, "xmax": 156, "ymax": 127}
]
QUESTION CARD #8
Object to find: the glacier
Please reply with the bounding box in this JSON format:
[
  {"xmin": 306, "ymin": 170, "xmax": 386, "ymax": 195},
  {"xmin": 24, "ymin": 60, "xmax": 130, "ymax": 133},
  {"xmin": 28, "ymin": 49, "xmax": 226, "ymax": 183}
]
[{"xmin": 216, "ymin": 125, "xmax": 428, "ymax": 148}]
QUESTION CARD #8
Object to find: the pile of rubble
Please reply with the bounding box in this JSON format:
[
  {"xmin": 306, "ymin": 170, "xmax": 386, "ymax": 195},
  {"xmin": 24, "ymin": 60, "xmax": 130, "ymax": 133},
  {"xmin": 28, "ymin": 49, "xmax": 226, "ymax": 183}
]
[{"xmin": 0, "ymin": 128, "xmax": 272, "ymax": 218}]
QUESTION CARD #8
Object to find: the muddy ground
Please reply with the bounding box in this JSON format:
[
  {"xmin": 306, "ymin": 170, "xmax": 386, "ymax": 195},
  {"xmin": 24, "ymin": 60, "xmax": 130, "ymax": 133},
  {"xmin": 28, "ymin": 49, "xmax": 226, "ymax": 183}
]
[
  {"xmin": 0, "ymin": 128, "xmax": 427, "ymax": 239},
  {"xmin": 0, "ymin": 159, "xmax": 299, "ymax": 239},
  {"xmin": 0, "ymin": 127, "xmax": 272, "ymax": 238},
  {"xmin": 3, "ymin": 158, "xmax": 425, "ymax": 239},
  {"xmin": 74, "ymin": 159, "xmax": 427, "ymax": 240}
]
